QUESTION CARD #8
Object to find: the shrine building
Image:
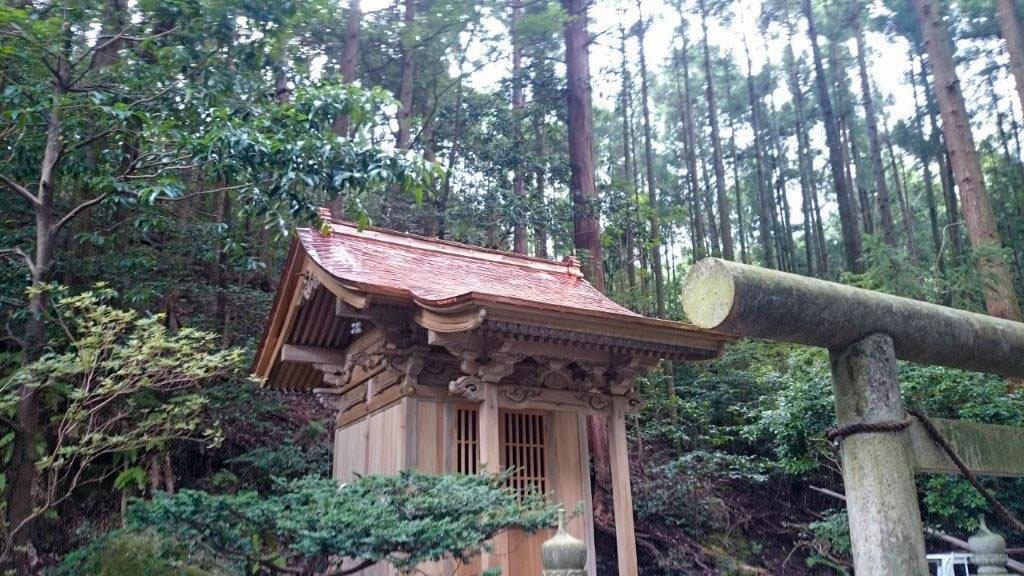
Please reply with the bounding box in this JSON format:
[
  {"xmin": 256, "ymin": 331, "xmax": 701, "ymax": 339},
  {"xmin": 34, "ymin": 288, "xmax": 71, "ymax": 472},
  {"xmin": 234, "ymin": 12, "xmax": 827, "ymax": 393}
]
[{"xmin": 252, "ymin": 216, "xmax": 733, "ymax": 576}]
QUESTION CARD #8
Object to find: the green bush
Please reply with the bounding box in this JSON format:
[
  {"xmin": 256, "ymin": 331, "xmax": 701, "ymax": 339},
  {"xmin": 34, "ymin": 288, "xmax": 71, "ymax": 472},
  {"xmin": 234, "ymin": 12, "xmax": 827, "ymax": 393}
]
[
  {"xmin": 55, "ymin": 530, "xmax": 226, "ymax": 576},
  {"xmin": 128, "ymin": 470, "xmax": 560, "ymax": 574}
]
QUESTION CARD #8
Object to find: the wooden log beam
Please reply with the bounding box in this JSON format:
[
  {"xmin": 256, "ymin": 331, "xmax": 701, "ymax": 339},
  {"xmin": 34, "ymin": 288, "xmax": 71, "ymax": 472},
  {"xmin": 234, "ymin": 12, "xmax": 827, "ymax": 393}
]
[
  {"xmin": 279, "ymin": 344, "xmax": 348, "ymax": 365},
  {"xmin": 682, "ymin": 258, "xmax": 1024, "ymax": 377},
  {"xmin": 444, "ymin": 382, "xmax": 640, "ymax": 416}
]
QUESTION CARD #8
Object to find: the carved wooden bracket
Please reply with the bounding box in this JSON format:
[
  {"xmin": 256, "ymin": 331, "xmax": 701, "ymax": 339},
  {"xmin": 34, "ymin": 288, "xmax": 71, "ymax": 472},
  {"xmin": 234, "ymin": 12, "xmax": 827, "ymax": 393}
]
[
  {"xmin": 449, "ymin": 375, "xmax": 484, "ymax": 401},
  {"xmin": 384, "ymin": 345, "xmax": 428, "ymax": 388},
  {"xmin": 312, "ymin": 387, "xmax": 345, "ymax": 412},
  {"xmin": 300, "ymin": 272, "xmax": 322, "ymax": 304},
  {"xmin": 607, "ymin": 357, "xmax": 645, "ymax": 394},
  {"xmin": 477, "ymin": 352, "xmax": 523, "ymax": 383}
]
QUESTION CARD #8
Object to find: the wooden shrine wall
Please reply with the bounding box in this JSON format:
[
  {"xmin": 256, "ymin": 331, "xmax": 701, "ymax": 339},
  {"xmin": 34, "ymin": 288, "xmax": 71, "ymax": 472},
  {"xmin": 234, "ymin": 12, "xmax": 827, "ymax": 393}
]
[{"xmin": 332, "ymin": 395, "xmax": 597, "ymax": 576}]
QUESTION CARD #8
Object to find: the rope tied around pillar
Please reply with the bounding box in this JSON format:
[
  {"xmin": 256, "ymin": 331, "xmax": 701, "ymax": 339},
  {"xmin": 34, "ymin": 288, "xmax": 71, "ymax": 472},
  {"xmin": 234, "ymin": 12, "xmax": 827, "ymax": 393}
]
[
  {"xmin": 825, "ymin": 407, "xmax": 1024, "ymax": 536},
  {"xmin": 826, "ymin": 416, "xmax": 914, "ymax": 444}
]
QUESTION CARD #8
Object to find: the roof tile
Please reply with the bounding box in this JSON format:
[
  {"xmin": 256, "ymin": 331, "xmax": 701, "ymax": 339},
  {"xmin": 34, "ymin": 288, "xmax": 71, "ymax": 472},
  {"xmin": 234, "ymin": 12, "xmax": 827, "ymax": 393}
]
[{"xmin": 298, "ymin": 223, "xmax": 638, "ymax": 318}]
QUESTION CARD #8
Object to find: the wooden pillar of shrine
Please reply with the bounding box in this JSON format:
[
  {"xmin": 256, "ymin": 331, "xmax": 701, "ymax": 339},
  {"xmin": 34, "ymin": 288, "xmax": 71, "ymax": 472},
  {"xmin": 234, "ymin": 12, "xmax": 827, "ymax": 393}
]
[{"xmin": 608, "ymin": 396, "xmax": 639, "ymax": 576}]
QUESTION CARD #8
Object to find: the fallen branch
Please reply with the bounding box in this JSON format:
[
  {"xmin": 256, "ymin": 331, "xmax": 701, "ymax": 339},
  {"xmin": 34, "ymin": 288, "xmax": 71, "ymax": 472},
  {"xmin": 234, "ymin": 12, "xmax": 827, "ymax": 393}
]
[{"xmin": 809, "ymin": 485, "xmax": 1024, "ymax": 574}]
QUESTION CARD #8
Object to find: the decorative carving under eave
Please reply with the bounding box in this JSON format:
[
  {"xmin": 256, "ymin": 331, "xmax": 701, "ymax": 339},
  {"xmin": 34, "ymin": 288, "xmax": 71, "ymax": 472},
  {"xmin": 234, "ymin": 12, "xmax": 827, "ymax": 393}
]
[
  {"xmin": 576, "ymin": 391, "xmax": 612, "ymax": 412},
  {"xmin": 449, "ymin": 375, "xmax": 484, "ymax": 401},
  {"xmin": 626, "ymin": 392, "xmax": 643, "ymax": 411},
  {"xmin": 537, "ymin": 359, "xmax": 572, "ymax": 390},
  {"xmin": 478, "ymin": 352, "xmax": 524, "ymax": 383},
  {"xmin": 312, "ymin": 387, "xmax": 345, "ymax": 412},
  {"xmin": 300, "ymin": 272, "xmax": 322, "ymax": 304},
  {"xmin": 502, "ymin": 386, "xmax": 543, "ymax": 404},
  {"xmin": 452, "ymin": 383, "xmax": 642, "ymax": 415},
  {"xmin": 607, "ymin": 357, "xmax": 645, "ymax": 394}
]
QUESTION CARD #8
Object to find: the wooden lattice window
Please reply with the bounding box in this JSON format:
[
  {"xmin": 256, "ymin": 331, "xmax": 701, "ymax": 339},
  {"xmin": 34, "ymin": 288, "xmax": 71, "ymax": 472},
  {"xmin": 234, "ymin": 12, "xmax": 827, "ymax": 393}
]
[
  {"xmin": 501, "ymin": 411, "xmax": 546, "ymax": 497},
  {"xmin": 456, "ymin": 407, "xmax": 479, "ymax": 475}
]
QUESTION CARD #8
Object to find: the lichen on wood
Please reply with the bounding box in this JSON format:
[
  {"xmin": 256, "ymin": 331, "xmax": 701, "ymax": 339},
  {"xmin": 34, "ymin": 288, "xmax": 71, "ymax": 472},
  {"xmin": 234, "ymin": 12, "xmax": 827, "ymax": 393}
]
[{"xmin": 682, "ymin": 258, "xmax": 1024, "ymax": 378}]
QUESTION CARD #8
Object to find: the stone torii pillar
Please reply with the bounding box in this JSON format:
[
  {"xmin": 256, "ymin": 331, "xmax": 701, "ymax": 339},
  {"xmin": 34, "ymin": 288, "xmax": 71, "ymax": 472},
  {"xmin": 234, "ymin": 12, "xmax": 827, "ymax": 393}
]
[
  {"xmin": 682, "ymin": 258, "xmax": 1024, "ymax": 576},
  {"xmin": 830, "ymin": 333, "xmax": 926, "ymax": 573}
]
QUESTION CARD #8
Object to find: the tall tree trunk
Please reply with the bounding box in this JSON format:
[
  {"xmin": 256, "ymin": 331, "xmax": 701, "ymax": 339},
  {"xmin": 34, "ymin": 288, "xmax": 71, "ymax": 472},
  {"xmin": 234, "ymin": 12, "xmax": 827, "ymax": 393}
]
[
  {"xmin": 677, "ymin": 43, "xmax": 707, "ymax": 263},
  {"xmin": 384, "ymin": 0, "xmax": 416, "ymax": 227},
  {"xmin": 692, "ymin": 60, "xmax": 721, "ymax": 258},
  {"xmin": 909, "ymin": 58, "xmax": 943, "ymax": 259},
  {"xmin": 396, "ymin": 0, "xmax": 416, "ymax": 151},
  {"xmin": 831, "ymin": 42, "xmax": 867, "ymax": 240},
  {"xmin": 728, "ymin": 114, "xmax": 750, "ymax": 265},
  {"xmin": 919, "ymin": 51, "xmax": 964, "ymax": 262},
  {"xmin": 725, "ymin": 80, "xmax": 750, "ymax": 264},
  {"xmin": 851, "ymin": 0, "xmax": 898, "ymax": 247},
  {"xmin": 784, "ymin": 26, "xmax": 817, "ymax": 275},
  {"xmin": 332, "ymin": 0, "xmax": 362, "ymax": 136},
  {"xmin": 510, "ymin": 0, "xmax": 527, "ymax": 254},
  {"xmin": 699, "ymin": 0, "xmax": 733, "ymax": 260},
  {"xmin": 882, "ymin": 111, "xmax": 919, "ymax": 261},
  {"xmin": 843, "ymin": 120, "xmax": 872, "ymax": 237},
  {"xmin": 628, "ymin": 86, "xmax": 650, "ymax": 312},
  {"xmin": 913, "ymin": 0, "xmax": 1023, "ymax": 321},
  {"xmin": 767, "ymin": 89, "xmax": 796, "ymax": 271},
  {"xmin": 6, "ymin": 50, "xmax": 68, "ymax": 570},
  {"xmin": 562, "ymin": 0, "xmax": 610, "ymax": 506},
  {"xmin": 997, "ymin": 0, "xmax": 1024, "ymax": 117},
  {"xmin": 802, "ymin": 0, "xmax": 864, "ymax": 273},
  {"xmin": 532, "ymin": 111, "xmax": 549, "ymax": 258},
  {"xmin": 811, "ymin": 167, "xmax": 830, "ymax": 274},
  {"xmin": 562, "ymin": 0, "xmax": 604, "ymax": 292},
  {"xmin": 637, "ymin": 2, "xmax": 665, "ymax": 316},
  {"xmin": 989, "ymin": 71, "xmax": 1024, "ymax": 217},
  {"xmin": 436, "ymin": 43, "xmax": 468, "ymax": 240},
  {"xmin": 619, "ymin": 29, "xmax": 637, "ymax": 299},
  {"xmin": 743, "ymin": 38, "xmax": 775, "ymax": 269}
]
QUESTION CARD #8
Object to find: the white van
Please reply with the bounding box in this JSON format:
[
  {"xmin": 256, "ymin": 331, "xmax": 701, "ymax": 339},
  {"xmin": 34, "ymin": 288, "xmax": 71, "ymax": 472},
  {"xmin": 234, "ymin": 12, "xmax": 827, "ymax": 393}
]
[{"xmin": 927, "ymin": 553, "xmax": 978, "ymax": 576}]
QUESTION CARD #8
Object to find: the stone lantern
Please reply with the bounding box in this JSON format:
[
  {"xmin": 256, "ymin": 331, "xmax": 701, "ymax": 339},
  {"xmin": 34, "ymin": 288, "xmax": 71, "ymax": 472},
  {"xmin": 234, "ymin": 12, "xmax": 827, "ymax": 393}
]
[
  {"xmin": 541, "ymin": 510, "xmax": 587, "ymax": 576},
  {"xmin": 969, "ymin": 516, "xmax": 1010, "ymax": 576}
]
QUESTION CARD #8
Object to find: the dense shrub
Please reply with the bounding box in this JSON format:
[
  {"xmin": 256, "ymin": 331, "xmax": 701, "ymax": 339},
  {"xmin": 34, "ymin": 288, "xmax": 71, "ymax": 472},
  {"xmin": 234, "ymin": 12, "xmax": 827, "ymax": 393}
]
[{"xmin": 55, "ymin": 530, "xmax": 226, "ymax": 576}]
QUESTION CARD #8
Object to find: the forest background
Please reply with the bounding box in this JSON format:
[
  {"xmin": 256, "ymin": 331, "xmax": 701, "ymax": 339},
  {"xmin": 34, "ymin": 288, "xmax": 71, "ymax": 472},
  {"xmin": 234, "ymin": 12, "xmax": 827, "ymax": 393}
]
[{"xmin": 3, "ymin": 0, "xmax": 1024, "ymax": 573}]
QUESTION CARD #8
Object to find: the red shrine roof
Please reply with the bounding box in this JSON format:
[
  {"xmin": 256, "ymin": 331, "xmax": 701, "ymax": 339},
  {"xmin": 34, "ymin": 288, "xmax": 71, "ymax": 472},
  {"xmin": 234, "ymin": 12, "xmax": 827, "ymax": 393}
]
[
  {"xmin": 253, "ymin": 217, "xmax": 734, "ymax": 390},
  {"xmin": 299, "ymin": 222, "xmax": 637, "ymax": 319}
]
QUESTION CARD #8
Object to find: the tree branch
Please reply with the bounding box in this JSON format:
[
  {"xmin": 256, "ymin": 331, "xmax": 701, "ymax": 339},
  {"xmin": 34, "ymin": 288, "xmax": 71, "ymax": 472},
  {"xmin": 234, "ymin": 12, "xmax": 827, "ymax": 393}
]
[
  {"xmin": 0, "ymin": 173, "xmax": 40, "ymax": 206},
  {"xmin": 53, "ymin": 194, "xmax": 108, "ymax": 234},
  {"xmin": 72, "ymin": 129, "xmax": 116, "ymax": 152},
  {"xmin": 0, "ymin": 247, "xmax": 35, "ymax": 275},
  {"xmin": 0, "ymin": 413, "xmax": 21, "ymax": 434},
  {"xmin": 810, "ymin": 485, "xmax": 1024, "ymax": 574},
  {"xmin": 322, "ymin": 559, "xmax": 375, "ymax": 576}
]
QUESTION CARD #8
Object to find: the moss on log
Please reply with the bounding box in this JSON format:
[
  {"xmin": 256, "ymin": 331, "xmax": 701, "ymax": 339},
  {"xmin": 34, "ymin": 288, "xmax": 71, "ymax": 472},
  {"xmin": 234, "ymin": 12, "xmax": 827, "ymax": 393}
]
[{"xmin": 681, "ymin": 258, "xmax": 1024, "ymax": 378}]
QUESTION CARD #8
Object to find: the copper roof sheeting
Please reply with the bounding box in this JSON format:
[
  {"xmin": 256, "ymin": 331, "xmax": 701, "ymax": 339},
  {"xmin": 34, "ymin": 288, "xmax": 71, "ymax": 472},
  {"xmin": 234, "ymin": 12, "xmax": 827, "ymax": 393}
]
[{"xmin": 253, "ymin": 221, "xmax": 735, "ymax": 391}]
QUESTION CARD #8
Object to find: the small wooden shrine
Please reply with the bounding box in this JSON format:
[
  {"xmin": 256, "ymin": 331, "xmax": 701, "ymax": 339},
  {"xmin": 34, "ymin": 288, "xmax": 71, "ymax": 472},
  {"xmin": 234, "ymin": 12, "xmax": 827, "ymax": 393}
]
[{"xmin": 252, "ymin": 216, "xmax": 733, "ymax": 576}]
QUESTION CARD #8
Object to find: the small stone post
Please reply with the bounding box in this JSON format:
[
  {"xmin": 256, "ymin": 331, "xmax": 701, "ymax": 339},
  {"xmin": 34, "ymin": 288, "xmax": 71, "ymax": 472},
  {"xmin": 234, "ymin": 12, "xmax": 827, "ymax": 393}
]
[
  {"xmin": 541, "ymin": 510, "xmax": 587, "ymax": 576},
  {"xmin": 830, "ymin": 333, "xmax": 928, "ymax": 575},
  {"xmin": 969, "ymin": 517, "xmax": 1010, "ymax": 575}
]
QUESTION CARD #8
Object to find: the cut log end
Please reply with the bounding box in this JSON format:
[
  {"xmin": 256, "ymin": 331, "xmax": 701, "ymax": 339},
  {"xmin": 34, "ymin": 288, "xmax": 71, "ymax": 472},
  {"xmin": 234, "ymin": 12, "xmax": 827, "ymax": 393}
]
[{"xmin": 682, "ymin": 258, "xmax": 735, "ymax": 330}]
